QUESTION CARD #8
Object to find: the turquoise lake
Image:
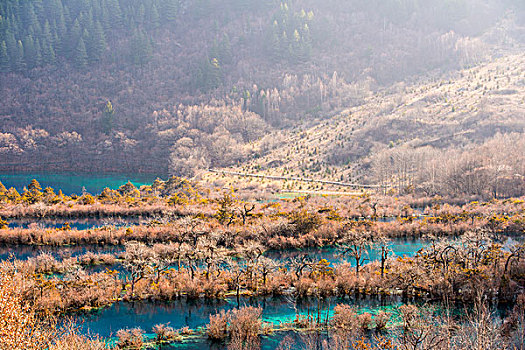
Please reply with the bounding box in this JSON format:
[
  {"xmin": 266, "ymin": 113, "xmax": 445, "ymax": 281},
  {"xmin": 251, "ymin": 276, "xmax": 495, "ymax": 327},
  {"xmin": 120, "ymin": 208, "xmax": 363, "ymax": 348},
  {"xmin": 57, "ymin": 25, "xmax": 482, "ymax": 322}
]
[
  {"xmin": 0, "ymin": 173, "xmax": 509, "ymax": 349},
  {"xmin": 77, "ymin": 295, "xmax": 408, "ymax": 349},
  {"xmin": 0, "ymin": 172, "xmax": 159, "ymax": 195},
  {"xmin": 1, "ymin": 238, "xmax": 425, "ymax": 262}
]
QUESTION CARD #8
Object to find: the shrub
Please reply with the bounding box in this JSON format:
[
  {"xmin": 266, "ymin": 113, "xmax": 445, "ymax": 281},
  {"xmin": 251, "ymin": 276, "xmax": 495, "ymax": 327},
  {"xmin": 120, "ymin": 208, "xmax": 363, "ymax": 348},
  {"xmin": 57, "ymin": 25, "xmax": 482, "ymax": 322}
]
[
  {"xmin": 207, "ymin": 310, "xmax": 230, "ymax": 340},
  {"xmin": 49, "ymin": 333, "xmax": 107, "ymax": 350},
  {"xmin": 374, "ymin": 311, "xmax": 390, "ymax": 330},
  {"xmin": 179, "ymin": 326, "xmax": 193, "ymax": 335},
  {"xmin": 152, "ymin": 323, "xmax": 178, "ymax": 343},
  {"xmin": 331, "ymin": 304, "xmax": 358, "ymax": 332},
  {"xmin": 31, "ymin": 252, "xmax": 60, "ymax": 273},
  {"xmin": 0, "ymin": 217, "xmax": 7, "ymax": 229},
  {"xmin": 203, "ymin": 280, "xmax": 227, "ymax": 298},
  {"xmin": 115, "ymin": 328, "xmax": 143, "ymax": 349},
  {"xmin": 288, "ymin": 209, "xmax": 321, "ymax": 235},
  {"xmin": 228, "ymin": 307, "xmax": 262, "ymax": 349},
  {"xmin": 0, "ymin": 265, "xmax": 57, "ymax": 349},
  {"xmin": 182, "ymin": 280, "xmax": 203, "ymax": 299},
  {"xmin": 295, "ymin": 278, "xmax": 314, "ymax": 297},
  {"xmin": 78, "ymin": 195, "xmax": 95, "ymax": 205},
  {"xmin": 293, "ymin": 314, "xmax": 315, "ymax": 328},
  {"xmin": 357, "ymin": 312, "xmax": 373, "ymax": 331}
]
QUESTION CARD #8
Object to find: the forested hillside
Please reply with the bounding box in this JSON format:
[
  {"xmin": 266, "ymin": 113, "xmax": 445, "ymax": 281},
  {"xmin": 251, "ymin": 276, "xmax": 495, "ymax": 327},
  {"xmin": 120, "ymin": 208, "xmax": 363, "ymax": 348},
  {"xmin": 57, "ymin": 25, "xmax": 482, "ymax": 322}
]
[
  {"xmin": 209, "ymin": 54, "xmax": 525, "ymax": 199},
  {"xmin": 0, "ymin": 0, "xmax": 523, "ymax": 175}
]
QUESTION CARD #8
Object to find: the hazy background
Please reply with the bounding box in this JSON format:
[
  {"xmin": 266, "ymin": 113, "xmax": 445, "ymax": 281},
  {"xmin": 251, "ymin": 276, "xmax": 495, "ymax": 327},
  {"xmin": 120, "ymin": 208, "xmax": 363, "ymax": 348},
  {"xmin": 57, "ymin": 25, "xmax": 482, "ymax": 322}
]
[{"xmin": 0, "ymin": 0, "xmax": 523, "ymax": 195}]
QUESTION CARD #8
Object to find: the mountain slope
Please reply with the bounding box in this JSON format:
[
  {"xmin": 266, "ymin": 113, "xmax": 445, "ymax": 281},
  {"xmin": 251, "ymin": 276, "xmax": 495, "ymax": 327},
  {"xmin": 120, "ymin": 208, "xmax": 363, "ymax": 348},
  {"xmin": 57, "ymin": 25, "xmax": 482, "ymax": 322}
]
[
  {"xmin": 205, "ymin": 53, "xmax": 525, "ymax": 198},
  {"xmin": 0, "ymin": 0, "xmax": 523, "ymax": 175}
]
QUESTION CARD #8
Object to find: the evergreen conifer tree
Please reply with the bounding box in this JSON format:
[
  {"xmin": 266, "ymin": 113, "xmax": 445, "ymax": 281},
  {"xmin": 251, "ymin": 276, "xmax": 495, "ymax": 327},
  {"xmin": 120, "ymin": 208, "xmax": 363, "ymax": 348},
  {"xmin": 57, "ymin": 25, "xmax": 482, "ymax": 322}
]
[
  {"xmin": 43, "ymin": 0, "xmax": 63, "ymax": 23},
  {"xmin": 34, "ymin": 38, "xmax": 42, "ymax": 66},
  {"xmin": 106, "ymin": 0, "xmax": 123, "ymax": 28},
  {"xmin": 150, "ymin": 4, "xmax": 161, "ymax": 29},
  {"xmin": 219, "ymin": 34, "xmax": 233, "ymax": 64},
  {"xmin": 22, "ymin": 3, "xmax": 38, "ymax": 30},
  {"xmin": 14, "ymin": 40, "xmax": 25, "ymax": 71},
  {"xmin": 129, "ymin": 30, "xmax": 152, "ymax": 66},
  {"xmin": 41, "ymin": 21, "xmax": 53, "ymax": 46},
  {"xmin": 162, "ymin": 0, "xmax": 179, "ymax": 22},
  {"xmin": 67, "ymin": 18, "xmax": 82, "ymax": 58},
  {"xmin": 74, "ymin": 37, "xmax": 88, "ymax": 68},
  {"xmin": 41, "ymin": 41, "xmax": 56, "ymax": 65},
  {"xmin": 23, "ymin": 35, "xmax": 37, "ymax": 69},
  {"xmin": 87, "ymin": 21, "xmax": 106, "ymax": 62},
  {"xmin": 5, "ymin": 31, "xmax": 16, "ymax": 53},
  {"xmin": 209, "ymin": 57, "xmax": 222, "ymax": 89},
  {"xmin": 102, "ymin": 100, "xmax": 114, "ymax": 134},
  {"xmin": 137, "ymin": 4, "xmax": 146, "ymax": 25},
  {"xmin": 0, "ymin": 41, "xmax": 9, "ymax": 72}
]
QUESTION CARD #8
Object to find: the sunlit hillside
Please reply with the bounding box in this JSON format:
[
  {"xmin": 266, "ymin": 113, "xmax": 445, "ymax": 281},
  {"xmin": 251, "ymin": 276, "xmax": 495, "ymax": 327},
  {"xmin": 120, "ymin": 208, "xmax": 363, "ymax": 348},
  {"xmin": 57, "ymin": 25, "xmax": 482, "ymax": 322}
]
[
  {"xmin": 0, "ymin": 0, "xmax": 523, "ymax": 175},
  {"xmin": 206, "ymin": 53, "xmax": 525, "ymax": 198}
]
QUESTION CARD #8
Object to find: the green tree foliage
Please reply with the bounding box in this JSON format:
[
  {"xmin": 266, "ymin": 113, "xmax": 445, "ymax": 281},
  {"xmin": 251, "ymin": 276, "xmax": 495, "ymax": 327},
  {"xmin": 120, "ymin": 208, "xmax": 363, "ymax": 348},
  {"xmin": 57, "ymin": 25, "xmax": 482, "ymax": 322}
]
[
  {"xmin": 192, "ymin": 0, "xmax": 211, "ymax": 20},
  {"xmin": 41, "ymin": 40, "xmax": 56, "ymax": 65},
  {"xmin": 23, "ymin": 35, "xmax": 40, "ymax": 69},
  {"xmin": 161, "ymin": 0, "xmax": 179, "ymax": 23},
  {"xmin": 129, "ymin": 29, "xmax": 152, "ymax": 66},
  {"xmin": 102, "ymin": 100, "xmax": 115, "ymax": 135},
  {"xmin": 0, "ymin": 0, "xmax": 315, "ymax": 72},
  {"xmin": 265, "ymin": 3, "xmax": 313, "ymax": 63},
  {"xmin": 21, "ymin": 3, "xmax": 38, "ymax": 30},
  {"xmin": 0, "ymin": 41, "xmax": 8, "ymax": 72},
  {"xmin": 40, "ymin": 21, "xmax": 56, "ymax": 65},
  {"xmin": 74, "ymin": 37, "xmax": 88, "ymax": 68},
  {"xmin": 86, "ymin": 21, "xmax": 106, "ymax": 62},
  {"xmin": 105, "ymin": 0, "xmax": 123, "ymax": 29},
  {"xmin": 216, "ymin": 192, "xmax": 236, "ymax": 225},
  {"xmin": 67, "ymin": 19, "xmax": 82, "ymax": 58},
  {"xmin": 209, "ymin": 34, "xmax": 233, "ymax": 65},
  {"xmin": 149, "ymin": 4, "xmax": 161, "ymax": 29},
  {"xmin": 193, "ymin": 57, "xmax": 223, "ymax": 92},
  {"xmin": 5, "ymin": 32, "xmax": 24, "ymax": 71},
  {"xmin": 25, "ymin": 179, "xmax": 43, "ymax": 203},
  {"xmin": 0, "ymin": 0, "xmax": 167, "ymax": 72},
  {"xmin": 14, "ymin": 40, "xmax": 25, "ymax": 71}
]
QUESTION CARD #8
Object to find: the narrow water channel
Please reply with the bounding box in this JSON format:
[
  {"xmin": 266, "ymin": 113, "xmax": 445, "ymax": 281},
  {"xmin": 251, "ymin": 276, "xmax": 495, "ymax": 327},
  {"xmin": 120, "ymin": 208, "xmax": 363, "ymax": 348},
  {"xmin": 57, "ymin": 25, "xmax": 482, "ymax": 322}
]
[{"xmin": 0, "ymin": 238, "xmax": 426, "ymax": 262}]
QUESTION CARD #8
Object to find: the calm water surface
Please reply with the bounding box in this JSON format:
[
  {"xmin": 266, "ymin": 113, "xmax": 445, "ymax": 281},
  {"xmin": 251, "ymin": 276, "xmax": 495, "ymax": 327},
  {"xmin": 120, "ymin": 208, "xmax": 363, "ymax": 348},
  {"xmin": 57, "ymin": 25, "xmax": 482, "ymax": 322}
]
[
  {"xmin": 78, "ymin": 295, "xmax": 406, "ymax": 348},
  {"xmin": 0, "ymin": 172, "xmax": 158, "ymax": 195},
  {"xmin": 7, "ymin": 217, "xmax": 143, "ymax": 230},
  {"xmin": 0, "ymin": 244, "xmax": 124, "ymax": 261},
  {"xmin": 2, "ymin": 238, "xmax": 425, "ymax": 262},
  {"xmin": 266, "ymin": 238, "xmax": 425, "ymax": 265}
]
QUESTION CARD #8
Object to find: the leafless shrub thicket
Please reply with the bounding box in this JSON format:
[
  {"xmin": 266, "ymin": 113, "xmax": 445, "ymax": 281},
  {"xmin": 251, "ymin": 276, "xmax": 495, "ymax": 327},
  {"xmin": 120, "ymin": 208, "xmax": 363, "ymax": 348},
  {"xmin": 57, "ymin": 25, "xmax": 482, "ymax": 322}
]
[{"xmin": 372, "ymin": 133, "xmax": 525, "ymax": 198}]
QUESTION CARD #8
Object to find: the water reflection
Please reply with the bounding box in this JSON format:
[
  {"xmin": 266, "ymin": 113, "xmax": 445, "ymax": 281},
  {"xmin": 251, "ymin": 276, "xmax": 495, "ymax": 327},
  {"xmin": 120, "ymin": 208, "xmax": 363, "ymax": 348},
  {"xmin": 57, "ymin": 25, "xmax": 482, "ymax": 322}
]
[
  {"xmin": 0, "ymin": 244, "xmax": 124, "ymax": 261},
  {"xmin": 78, "ymin": 295, "xmax": 406, "ymax": 338},
  {"xmin": 7, "ymin": 217, "xmax": 142, "ymax": 230}
]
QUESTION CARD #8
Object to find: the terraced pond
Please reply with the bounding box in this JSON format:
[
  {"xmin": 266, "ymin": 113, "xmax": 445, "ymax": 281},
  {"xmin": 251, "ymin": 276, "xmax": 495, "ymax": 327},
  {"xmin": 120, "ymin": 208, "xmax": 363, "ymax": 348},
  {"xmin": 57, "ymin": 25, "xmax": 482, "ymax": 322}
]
[
  {"xmin": 6, "ymin": 217, "xmax": 143, "ymax": 230},
  {"xmin": 0, "ymin": 244, "xmax": 124, "ymax": 261},
  {"xmin": 0, "ymin": 238, "xmax": 426, "ymax": 262},
  {"xmin": 3, "ymin": 235, "xmax": 520, "ymax": 265},
  {"xmin": 77, "ymin": 295, "xmax": 408, "ymax": 349},
  {"xmin": 1, "ymin": 173, "xmax": 522, "ymax": 349}
]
